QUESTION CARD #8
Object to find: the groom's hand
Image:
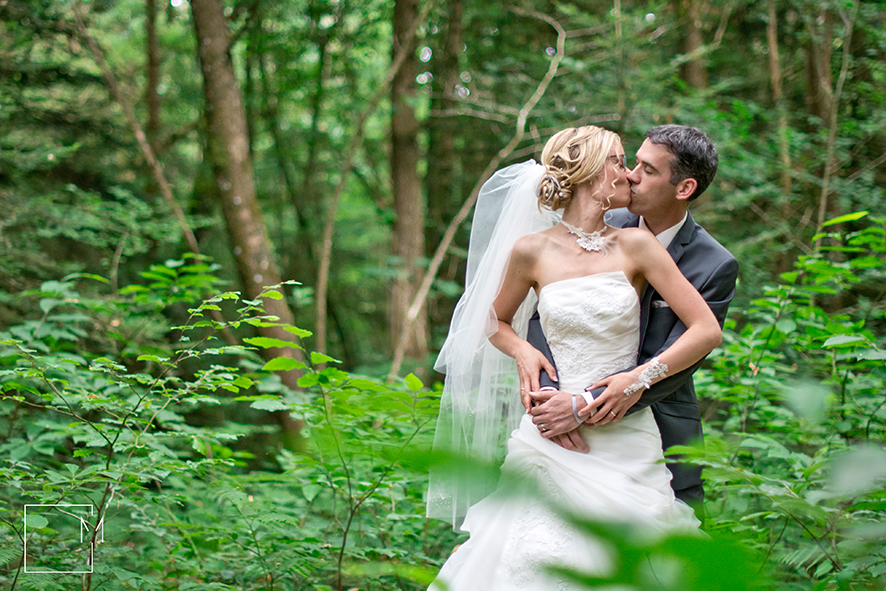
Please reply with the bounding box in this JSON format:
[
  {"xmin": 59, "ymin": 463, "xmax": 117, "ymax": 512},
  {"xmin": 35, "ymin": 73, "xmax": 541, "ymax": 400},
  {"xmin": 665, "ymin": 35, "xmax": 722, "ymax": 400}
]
[
  {"xmin": 529, "ymin": 390, "xmax": 589, "ymax": 452},
  {"xmin": 549, "ymin": 431, "xmax": 588, "ymax": 452},
  {"xmin": 514, "ymin": 342, "xmax": 557, "ymax": 411},
  {"xmin": 580, "ymin": 372, "xmax": 644, "ymax": 426}
]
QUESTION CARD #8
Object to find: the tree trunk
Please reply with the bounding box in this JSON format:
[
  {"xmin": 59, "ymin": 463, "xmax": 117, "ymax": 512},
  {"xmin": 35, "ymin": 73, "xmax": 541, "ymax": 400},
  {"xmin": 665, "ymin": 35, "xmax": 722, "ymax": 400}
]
[
  {"xmin": 766, "ymin": 0, "xmax": 791, "ymax": 197},
  {"xmin": 190, "ymin": 0, "xmax": 302, "ymax": 440},
  {"xmin": 805, "ymin": 8, "xmax": 833, "ymax": 122},
  {"xmin": 426, "ymin": 0, "xmax": 462, "ymax": 251},
  {"xmin": 145, "ymin": 0, "xmax": 160, "ymax": 150},
  {"xmin": 676, "ymin": 0, "xmax": 707, "ymax": 89},
  {"xmin": 390, "ymin": 0, "xmax": 429, "ymax": 364}
]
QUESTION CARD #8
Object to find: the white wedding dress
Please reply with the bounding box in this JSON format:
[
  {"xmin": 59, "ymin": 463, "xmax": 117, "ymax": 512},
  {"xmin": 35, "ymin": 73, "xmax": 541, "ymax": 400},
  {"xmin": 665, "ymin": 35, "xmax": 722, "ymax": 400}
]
[{"xmin": 430, "ymin": 272, "xmax": 700, "ymax": 590}]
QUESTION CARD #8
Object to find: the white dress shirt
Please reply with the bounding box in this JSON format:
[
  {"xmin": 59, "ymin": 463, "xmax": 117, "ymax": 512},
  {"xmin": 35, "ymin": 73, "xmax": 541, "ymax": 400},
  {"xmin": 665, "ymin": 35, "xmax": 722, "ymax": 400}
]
[{"xmin": 638, "ymin": 212, "xmax": 688, "ymax": 249}]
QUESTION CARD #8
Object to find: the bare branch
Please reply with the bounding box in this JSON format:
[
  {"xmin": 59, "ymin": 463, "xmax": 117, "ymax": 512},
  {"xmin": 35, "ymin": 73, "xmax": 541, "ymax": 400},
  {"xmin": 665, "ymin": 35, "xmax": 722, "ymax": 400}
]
[
  {"xmin": 846, "ymin": 151, "xmax": 886, "ymax": 182},
  {"xmin": 748, "ymin": 202, "xmax": 813, "ymax": 255},
  {"xmin": 71, "ymin": 1, "xmax": 200, "ymax": 254},
  {"xmin": 431, "ymin": 107, "xmax": 511, "ymax": 123},
  {"xmin": 815, "ymin": 0, "xmax": 859, "ymax": 249},
  {"xmin": 669, "ymin": 1, "xmax": 735, "ymax": 68}
]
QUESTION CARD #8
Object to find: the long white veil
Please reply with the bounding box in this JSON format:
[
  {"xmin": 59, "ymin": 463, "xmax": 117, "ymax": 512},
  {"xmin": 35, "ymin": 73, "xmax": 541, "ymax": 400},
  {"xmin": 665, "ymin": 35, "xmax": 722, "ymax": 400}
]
[{"xmin": 427, "ymin": 160, "xmax": 560, "ymax": 527}]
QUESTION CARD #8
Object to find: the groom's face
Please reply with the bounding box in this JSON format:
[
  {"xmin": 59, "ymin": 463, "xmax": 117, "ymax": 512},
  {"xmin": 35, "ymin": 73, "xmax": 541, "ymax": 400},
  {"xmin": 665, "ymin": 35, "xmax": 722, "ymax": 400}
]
[{"xmin": 626, "ymin": 139, "xmax": 679, "ymax": 219}]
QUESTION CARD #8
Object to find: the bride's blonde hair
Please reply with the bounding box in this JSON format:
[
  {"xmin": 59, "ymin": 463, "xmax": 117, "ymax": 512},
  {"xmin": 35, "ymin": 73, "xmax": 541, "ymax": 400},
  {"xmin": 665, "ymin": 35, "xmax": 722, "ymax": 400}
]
[{"xmin": 537, "ymin": 125, "xmax": 620, "ymax": 211}]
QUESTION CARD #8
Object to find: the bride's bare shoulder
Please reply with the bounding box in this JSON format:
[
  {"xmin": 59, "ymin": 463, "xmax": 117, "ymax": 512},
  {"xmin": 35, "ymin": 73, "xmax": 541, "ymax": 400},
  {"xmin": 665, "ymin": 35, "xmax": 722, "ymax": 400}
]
[
  {"xmin": 513, "ymin": 228, "xmax": 559, "ymax": 253},
  {"xmin": 610, "ymin": 226, "xmax": 659, "ymax": 250},
  {"xmin": 510, "ymin": 229, "xmax": 558, "ymax": 265}
]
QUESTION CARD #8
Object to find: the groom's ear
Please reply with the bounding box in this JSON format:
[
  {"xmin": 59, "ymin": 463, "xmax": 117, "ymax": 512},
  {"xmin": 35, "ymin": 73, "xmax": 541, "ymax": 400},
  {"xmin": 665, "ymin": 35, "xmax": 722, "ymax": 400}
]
[{"xmin": 674, "ymin": 178, "xmax": 697, "ymax": 202}]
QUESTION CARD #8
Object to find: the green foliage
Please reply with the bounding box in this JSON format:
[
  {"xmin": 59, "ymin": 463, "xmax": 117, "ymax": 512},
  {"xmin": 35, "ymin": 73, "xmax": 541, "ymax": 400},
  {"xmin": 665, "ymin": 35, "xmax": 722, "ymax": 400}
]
[
  {"xmin": 1, "ymin": 228, "xmax": 882, "ymax": 590},
  {"xmin": 0, "ymin": 263, "xmax": 455, "ymax": 590},
  {"xmin": 688, "ymin": 213, "xmax": 886, "ymax": 590}
]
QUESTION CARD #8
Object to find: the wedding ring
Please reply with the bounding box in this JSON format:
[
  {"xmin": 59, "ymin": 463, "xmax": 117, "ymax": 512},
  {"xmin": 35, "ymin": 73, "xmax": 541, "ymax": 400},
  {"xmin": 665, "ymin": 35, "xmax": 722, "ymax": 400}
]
[
  {"xmin": 609, "ymin": 411, "xmax": 616, "ymax": 418},
  {"xmin": 540, "ymin": 424, "xmax": 547, "ymax": 431}
]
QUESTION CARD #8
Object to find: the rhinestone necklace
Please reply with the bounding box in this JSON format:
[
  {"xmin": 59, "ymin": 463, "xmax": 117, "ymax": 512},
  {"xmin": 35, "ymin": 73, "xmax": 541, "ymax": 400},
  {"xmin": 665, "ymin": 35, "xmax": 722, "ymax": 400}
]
[{"xmin": 561, "ymin": 220, "xmax": 608, "ymax": 253}]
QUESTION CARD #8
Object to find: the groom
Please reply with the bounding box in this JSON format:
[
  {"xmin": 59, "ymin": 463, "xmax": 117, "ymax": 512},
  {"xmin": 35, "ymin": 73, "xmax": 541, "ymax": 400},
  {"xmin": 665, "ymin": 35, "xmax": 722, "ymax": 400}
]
[{"xmin": 526, "ymin": 124, "xmax": 738, "ymax": 509}]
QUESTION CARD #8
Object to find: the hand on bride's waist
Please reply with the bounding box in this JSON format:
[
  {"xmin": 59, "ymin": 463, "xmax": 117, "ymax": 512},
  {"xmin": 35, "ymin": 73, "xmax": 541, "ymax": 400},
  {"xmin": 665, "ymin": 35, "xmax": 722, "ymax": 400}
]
[
  {"xmin": 528, "ymin": 388, "xmax": 589, "ymax": 452},
  {"xmin": 509, "ymin": 341, "xmax": 558, "ymax": 411},
  {"xmin": 578, "ymin": 370, "xmax": 645, "ymax": 427}
]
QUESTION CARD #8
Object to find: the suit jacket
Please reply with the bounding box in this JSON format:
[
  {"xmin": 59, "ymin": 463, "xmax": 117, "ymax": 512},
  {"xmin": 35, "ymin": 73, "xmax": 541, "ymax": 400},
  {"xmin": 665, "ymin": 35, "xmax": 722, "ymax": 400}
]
[{"xmin": 527, "ymin": 209, "xmax": 739, "ymax": 493}]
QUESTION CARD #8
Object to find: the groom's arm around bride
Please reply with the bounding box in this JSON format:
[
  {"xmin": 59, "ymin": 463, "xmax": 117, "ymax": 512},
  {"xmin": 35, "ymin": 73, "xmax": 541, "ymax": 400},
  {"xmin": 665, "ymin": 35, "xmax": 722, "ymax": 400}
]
[{"xmin": 526, "ymin": 125, "xmax": 739, "ymax": 506}]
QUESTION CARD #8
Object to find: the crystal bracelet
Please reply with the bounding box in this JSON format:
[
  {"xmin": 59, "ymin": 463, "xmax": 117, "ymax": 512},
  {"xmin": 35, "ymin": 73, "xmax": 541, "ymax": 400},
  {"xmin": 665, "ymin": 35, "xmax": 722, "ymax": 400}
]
[{"xmin": 623, "ymin": 356, "xmax": 669, "ymax": 397}]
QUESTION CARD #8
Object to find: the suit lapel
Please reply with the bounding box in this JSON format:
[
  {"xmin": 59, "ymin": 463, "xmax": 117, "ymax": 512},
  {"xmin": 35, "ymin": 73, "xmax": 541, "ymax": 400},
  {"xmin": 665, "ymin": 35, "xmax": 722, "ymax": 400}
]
[{"xmin": 666, "ymin": 212, "xmax": 696, "ymax": 264}]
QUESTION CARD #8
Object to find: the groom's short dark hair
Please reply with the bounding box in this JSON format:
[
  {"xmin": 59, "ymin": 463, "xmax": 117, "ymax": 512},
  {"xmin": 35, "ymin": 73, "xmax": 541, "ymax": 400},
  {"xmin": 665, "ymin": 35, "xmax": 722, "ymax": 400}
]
[{"xmin": 646, "ymin": 125, "xmax": 718, "ymax": 201}]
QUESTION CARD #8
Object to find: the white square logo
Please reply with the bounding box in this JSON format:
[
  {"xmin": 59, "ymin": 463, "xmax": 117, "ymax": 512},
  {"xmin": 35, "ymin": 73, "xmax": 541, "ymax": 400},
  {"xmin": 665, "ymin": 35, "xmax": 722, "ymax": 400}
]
[{"xmin": 23, "ymin": 505, "xmax": 103, "ymax": 574}]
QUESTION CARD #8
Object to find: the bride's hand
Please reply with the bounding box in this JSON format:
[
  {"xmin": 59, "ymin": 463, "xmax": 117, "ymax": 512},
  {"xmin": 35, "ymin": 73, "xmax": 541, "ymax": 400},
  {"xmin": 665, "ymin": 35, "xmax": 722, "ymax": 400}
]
[
  {"xmin": 513, "ymin": 342, "xmax": 557, "ymax": 411},
  {"xmin": 579, "ymin": 371, "xmax": 643, "ymax": 426}
]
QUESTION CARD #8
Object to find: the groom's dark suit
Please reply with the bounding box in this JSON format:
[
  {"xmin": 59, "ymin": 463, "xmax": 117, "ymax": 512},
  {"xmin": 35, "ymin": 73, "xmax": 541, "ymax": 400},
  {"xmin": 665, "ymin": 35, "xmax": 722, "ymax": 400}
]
[{"xmin": 527, "ymin": 209, "xmax": 738, "ymax": 502}]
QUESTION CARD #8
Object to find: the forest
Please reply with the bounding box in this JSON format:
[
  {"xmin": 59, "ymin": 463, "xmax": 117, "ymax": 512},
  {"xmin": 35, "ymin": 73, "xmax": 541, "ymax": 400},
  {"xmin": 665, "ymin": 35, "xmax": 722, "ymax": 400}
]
[{"xmin": 0, "ymin": 0, "xmax": 884, "ymax": 589}]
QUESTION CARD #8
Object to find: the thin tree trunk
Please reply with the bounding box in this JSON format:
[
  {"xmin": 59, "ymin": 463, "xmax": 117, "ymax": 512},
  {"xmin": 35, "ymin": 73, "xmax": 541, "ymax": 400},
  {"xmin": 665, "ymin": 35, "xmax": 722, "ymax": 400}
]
[
  {"xmin": 257, "ymin": 53, "xmax": 311, "ymax": 241},
  {"xmin": 244, "ymin": 32, "xmax": 258, "ymax": 160},
  {"xmin": 145, "ymin": 0, "xmax": 160, "ymax": 150},
  {"xmin": 766, "ymin": 0, "xmax": 791, "ymax": 197},
  {"xmin": 425, "ymin": 0, "xmax": 463, "ymax": 317},
  {"xmin": 815, "ymin": 1, "xmax": 858, "ymax": 247},
  {"xmin": 614, "ymin": 0, "xmax": 626, "ymax": 119},
  {"xmin": 391, "ymin": 0, "xmax": 429, "ymax": 364},
  {"xmin": 303, "ymin": 0, "xmax": 337, "ymax": 199},
  {"xmin": 190, "ymin": 0, "xmax": 303, "ymax": 440},
  {"xmin": 804, "ymin": 8, "xmax": 833, "ymax": 122},
  {"xmin": 676, "ymin": 0, "xmax": 707, "ymax": 89}
]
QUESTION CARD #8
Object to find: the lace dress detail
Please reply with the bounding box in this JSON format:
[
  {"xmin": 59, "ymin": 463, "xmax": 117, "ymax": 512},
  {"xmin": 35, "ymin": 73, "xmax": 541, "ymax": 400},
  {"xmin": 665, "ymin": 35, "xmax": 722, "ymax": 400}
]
[{"xmin": 429, "ymin": 272, "xmax": 699, "ymax": 591}]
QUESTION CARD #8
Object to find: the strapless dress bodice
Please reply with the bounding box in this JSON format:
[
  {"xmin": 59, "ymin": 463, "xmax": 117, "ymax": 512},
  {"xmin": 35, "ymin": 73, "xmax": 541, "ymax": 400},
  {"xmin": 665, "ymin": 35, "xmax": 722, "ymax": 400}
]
[{"xmin": 537, "ymin": 271, "xmax": 640, "ymax": 393}]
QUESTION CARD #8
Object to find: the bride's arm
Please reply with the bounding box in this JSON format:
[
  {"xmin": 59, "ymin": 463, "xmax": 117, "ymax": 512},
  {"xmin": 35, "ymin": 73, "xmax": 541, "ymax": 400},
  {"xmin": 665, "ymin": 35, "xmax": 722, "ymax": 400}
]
[
  {"xmin": 580, "ymin": 231, "xmax": 721, "ymax": 421},
  {"xmin": 488, "ymin": 236, "xmax": 558, "ymax": 412}
]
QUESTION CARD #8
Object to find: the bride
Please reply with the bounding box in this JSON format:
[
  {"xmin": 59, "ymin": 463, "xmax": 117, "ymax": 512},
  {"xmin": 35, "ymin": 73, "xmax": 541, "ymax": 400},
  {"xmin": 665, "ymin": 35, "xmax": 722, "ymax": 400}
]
[{"xmin": 426, "ymin": 125, "xmax": 722, "ymax": 589}]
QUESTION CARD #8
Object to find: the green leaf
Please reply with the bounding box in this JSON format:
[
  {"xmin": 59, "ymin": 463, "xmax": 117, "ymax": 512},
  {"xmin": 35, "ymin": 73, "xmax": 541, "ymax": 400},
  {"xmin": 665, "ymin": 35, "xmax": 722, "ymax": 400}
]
[
  {"xmin": 137, "ymin": 354, "xmax": 169, "ymax": 364},
  {"xmin": 191, "ymin": 437, "xmax": 207, "ymax": 456},
  {"xmin": 404, "ymin": 373, "xmax": 423, "ymax": 392},
  {"xmin": 26, "ymin": 514, "xmax": 49, "ymax": 529},
  {"xmin": 828, "ymin": 446, "xmax": 886, "ymax": 494},
  {"xmin": 302, "ymin": 483, "xmax": 322, "ymax": 502},
  {"xmin": 39, "ymin": 298, "xmax": 61, "ymax": 314},
  {"xmin": 310, "ymin": 351, "xmax": 340, "ymax": 365},
  {"xmin": 262, "ymin": 357, "xmax": 308, "ymax": 372},
  {"xmin": 250, "ymin": 397, "xmax": 289, "ymax": 412},
  {"xmin": 297, "ymin": 373, "xmax": 320, "ymax": 388},
  {"xmin": 822, "ymin": 335, "xmax": 866, "ymax": 348},
  {"xmin": 780, "ymin": 380, "xmax": 831, "ymax": 423},
  {"xmin": 822, "ymin": 210, "xmax": 868, "ymax": 227},
  {"xmin": 260, "ymin": 289, "xmax": 283, "ymax": 300},
  {"xmin": 244, "ymin": 337, "xmax": 300, "ymax": 349},
  {"xmin": 232, "ymin": 376, "xmax": 254, "ymax": 389},
  {"xmin": 775, "ymin": 319, "xmax": 796, "ymax": 334},
  {"xmin": 855, "ymin": 348, "xmax": 886, "ymax": 360},
  {"xmin": 283, "ymin": 325, "xmax": 313, "ymax": 338}
]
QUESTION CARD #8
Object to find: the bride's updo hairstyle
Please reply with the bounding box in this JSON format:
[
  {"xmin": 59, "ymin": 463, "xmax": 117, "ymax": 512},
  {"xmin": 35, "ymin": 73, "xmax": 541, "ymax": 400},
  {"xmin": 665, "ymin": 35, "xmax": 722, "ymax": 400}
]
[{"xmin": 537, "ymin": 125, "xmax": 619, "ymax": 211}]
